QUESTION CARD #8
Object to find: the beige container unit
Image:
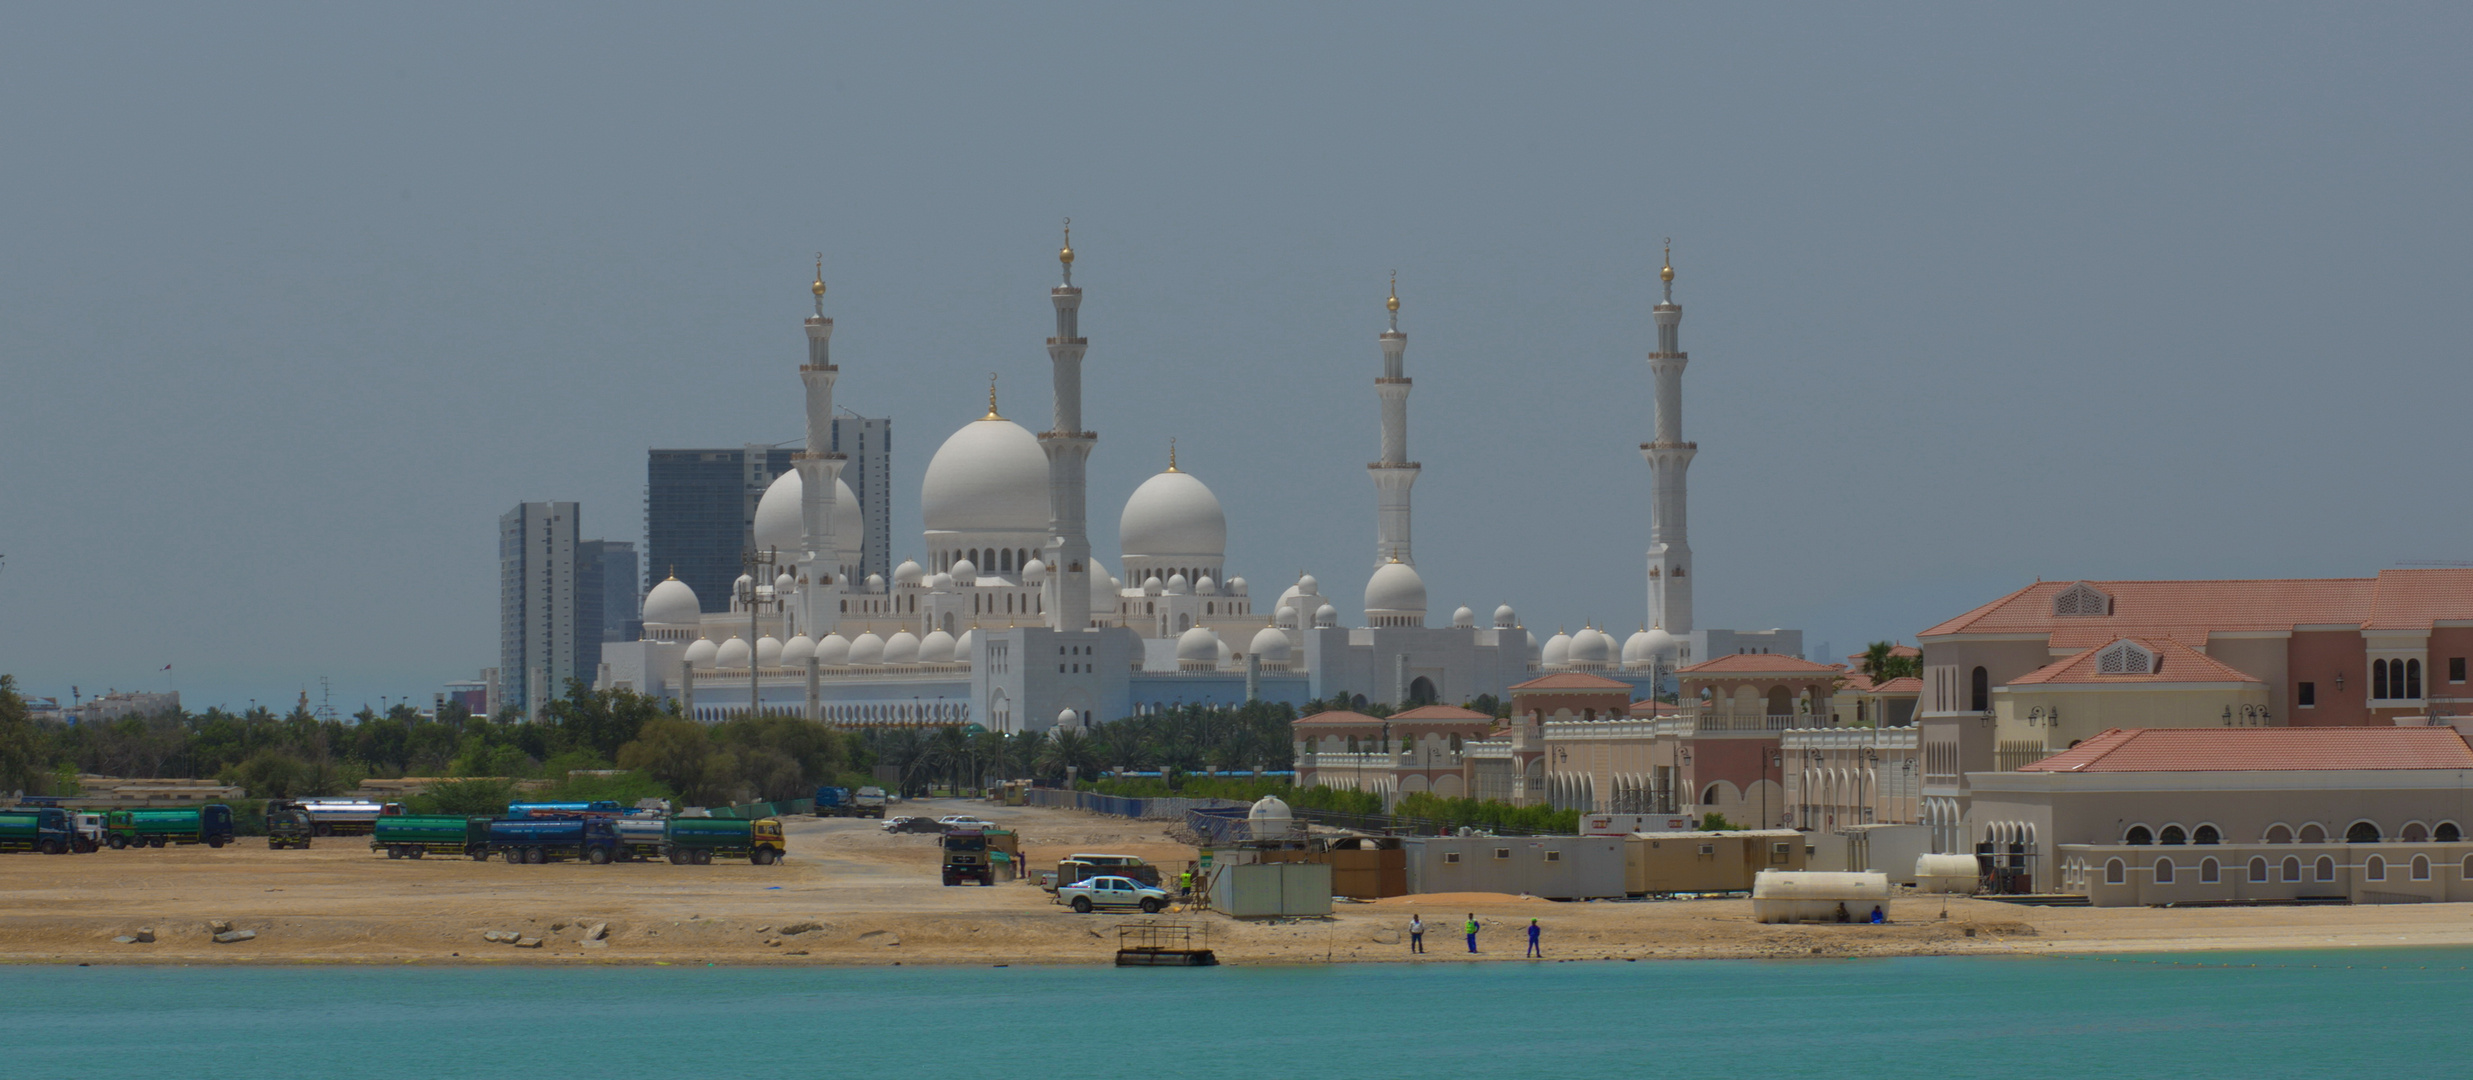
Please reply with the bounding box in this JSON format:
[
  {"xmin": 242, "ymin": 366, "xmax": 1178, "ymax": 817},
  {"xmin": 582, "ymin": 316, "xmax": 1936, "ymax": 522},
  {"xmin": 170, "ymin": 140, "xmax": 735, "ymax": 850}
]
[
  {"xmin": 1209, "ymin": 861, "xmax": 1333, "ymax": 918},
  {"xmin": 1624, "ymin": 830, "xmax": 1808, "ymax": 895},
  {"xmin": 1750, "ymin": 871, "xmax": 1892, "ymax": 923}
]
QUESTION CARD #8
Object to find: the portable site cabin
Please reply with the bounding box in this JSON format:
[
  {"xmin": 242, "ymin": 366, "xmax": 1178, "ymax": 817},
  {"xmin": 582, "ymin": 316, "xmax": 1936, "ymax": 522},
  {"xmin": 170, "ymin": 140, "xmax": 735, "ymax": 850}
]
[
  {"xmin": 1804, "ymin": 824, "xmax": 1932, "ymax": 883},
  {"xmin": 1402, "ymin": 836, "xmax": 1627, "ymax": 900},
  {"xmin": 1749, "ymin": 871, "xmax": 1892, "ymax": 924},
  {"xmin": 1209, "ymin": 861, "xmax": 1333, "ymax": 918},
  {"xmin": 1256, "ymin": 836, "xmax": 1409, "ymax": 899},
  {"xmin": 1623, "ymin": 830, "xmax": 1807, "ymax": 895}
]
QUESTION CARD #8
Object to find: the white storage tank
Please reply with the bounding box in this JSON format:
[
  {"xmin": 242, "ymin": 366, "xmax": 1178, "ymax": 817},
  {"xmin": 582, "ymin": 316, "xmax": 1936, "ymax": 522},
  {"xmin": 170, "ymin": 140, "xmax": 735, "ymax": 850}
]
[
  {"xmin": 1247, "ymin": 795, "xmax": 1293, "ymax": 842},
  {"xmin": 1750, "ymin": 870, "xmax": 1893, "ymax": 924},
  {"xmin": 1914, "ymin": 853, "xmax": 1981, "ymax": 895}
]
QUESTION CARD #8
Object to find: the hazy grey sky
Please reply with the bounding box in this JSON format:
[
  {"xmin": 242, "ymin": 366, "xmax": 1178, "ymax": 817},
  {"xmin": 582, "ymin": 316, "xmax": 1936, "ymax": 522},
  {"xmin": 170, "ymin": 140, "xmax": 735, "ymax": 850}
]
[{"xmin": 4, "ymin": 5, "xmax": 2468, "ymax": 713}]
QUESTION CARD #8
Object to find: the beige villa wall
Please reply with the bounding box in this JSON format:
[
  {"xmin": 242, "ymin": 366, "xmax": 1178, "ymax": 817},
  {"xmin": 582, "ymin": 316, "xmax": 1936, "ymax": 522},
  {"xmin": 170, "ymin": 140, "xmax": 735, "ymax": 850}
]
[
  {"xmin": 1992, "ymin": 684, "xmax": 2272, "ymax": 759},
  {"xmin": 2064, "ymin": 842, "xmax": 2473, "ymax": 906}
]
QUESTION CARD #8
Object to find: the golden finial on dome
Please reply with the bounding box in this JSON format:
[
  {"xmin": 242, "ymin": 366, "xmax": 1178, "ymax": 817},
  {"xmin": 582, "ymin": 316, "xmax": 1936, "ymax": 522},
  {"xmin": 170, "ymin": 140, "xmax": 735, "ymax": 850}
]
[
  {"xmin": 983, "ymin": 373, "xmax": 1002, "ymax": 420},
  {"xmin": 1660, "ymin": 238, "xmax": 1674, "ymax": 283},
  {"xmin": 1166, "ymin": 437, "xmax": 1178, "ymax": 473},
  {"xmin": 812, "ymin": 252, "xmax": 826, "ymax": 296},
  {"xmin": 1060, "ymin": 218, "xmax": 1074, "ymax": 265},
  {"xmin": 1386, "ymin": 270, "xmax": 1399, "ymax": 313}
]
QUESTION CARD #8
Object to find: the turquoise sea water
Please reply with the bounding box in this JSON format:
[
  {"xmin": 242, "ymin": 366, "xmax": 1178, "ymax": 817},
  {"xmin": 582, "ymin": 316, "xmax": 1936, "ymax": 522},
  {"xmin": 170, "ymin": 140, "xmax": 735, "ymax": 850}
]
[{"xmin": 5, "ymin": 952, "xmax": 2470, "ymax": 1079}]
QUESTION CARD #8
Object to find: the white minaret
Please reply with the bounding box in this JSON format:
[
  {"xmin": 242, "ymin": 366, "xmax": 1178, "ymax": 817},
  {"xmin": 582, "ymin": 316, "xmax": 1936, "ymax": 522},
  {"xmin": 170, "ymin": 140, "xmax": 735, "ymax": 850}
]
[
  {"xmin": 1641, "ymin": 242, "xmax": 1694, "ymax": 637},
  {"xmin": 794, "ymin": 255, "xmax": 847, "ymax": 637},
  {"xmin": 1369, "ymin": 273, "xmax": 1418, "ymax": 566},
  {"xmin": 1041, "ymin": 222, "xmax": 1097, "ymax": 632}
]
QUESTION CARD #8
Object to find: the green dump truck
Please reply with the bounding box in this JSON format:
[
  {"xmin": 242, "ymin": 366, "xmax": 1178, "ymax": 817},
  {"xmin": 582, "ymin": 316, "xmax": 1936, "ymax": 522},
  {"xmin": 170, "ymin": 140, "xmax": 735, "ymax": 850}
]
[
  {"xmin": 372, "ymin": 814, "xmax": 488, "ymax": 859},
  {"xmin": 661, "ymin": 816, "xmax": 786, "ymax": 865},
  {"xmin": 105, "ymin": 805, "xmax": 237, "ymax": 849},
  {"xmin": 265, "ymin": 800, "xmax": 314, "ymax": 850},
  {"xmin": 0, "ymin": 808, "xmax": 77, "ymax": 854}
]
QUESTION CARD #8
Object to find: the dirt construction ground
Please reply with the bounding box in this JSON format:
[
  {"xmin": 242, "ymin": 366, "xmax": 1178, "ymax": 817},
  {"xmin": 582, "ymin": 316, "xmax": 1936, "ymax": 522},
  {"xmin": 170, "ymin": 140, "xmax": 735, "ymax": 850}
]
[{"xmin": 10, "ymin": 799, "xmax": 2473, "ymax": 966}]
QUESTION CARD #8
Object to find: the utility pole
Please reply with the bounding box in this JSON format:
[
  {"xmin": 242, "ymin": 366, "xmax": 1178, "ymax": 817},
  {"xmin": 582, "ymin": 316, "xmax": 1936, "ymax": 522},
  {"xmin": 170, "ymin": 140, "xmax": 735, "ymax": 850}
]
[{"xmin": 739, "ymin": 546, "xmax": 779, "ymax": 721}]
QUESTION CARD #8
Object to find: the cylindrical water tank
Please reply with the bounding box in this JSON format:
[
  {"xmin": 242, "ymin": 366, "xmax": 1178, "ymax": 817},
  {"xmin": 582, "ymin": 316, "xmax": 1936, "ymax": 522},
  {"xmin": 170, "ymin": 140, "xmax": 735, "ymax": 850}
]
[
  {"xmin": 1749, "ymin": 870, "xmax": 1893, "ymax": 924},
  {"xmin": 1914, "ymin": 854, "xmax": 1981, "ymax": 895},
  {"xmin": 1247, "ymin": 795, "xmax": 1293, "ymax": 840}
]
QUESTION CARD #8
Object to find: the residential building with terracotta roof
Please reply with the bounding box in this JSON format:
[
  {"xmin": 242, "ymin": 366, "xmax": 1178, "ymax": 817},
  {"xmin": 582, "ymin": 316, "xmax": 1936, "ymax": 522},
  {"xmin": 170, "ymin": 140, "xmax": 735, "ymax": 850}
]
[
  {"xmin": 1913, "ymin": 570, "xmax": 2473, "ymax": 855},
  {"xmin": 1964, "ymin": 727, "xmax": 2473, "ymax": 905}
]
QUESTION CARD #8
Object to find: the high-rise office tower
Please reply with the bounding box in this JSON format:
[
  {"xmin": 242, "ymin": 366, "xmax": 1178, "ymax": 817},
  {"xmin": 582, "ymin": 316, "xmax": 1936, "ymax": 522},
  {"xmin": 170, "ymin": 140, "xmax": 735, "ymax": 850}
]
[{"xmin": 644, "ymin": 417, "xmax": 890, "ymax": 614}]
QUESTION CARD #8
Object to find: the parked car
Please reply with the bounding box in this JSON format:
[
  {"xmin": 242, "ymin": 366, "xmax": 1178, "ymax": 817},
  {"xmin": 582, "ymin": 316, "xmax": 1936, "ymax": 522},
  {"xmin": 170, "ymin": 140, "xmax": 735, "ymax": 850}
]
[
  {"xmin": 1056, "ymin": 874, "xmax": 1170, "ymax": 914},
  {"xmin": 883, "ymin": 816, "xmax": 948, "ymax": 835}
]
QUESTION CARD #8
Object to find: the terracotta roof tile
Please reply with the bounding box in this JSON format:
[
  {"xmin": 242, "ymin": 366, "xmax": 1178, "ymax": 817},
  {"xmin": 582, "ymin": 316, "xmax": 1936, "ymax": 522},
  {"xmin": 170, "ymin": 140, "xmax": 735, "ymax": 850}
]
[
  {"xmin": 2018, "ymin": 727, "xmax": 2473, "ymax": 772},
  {"xmin": 2006, "ymin": 638, "xmax": 2264, "ymax": 686},
  {"xmin": 1867, "ymin": 676, "xmax": 1922, "ymax": 694},
  {"xmin": 1679, "ymin": 653, "xmax": 1842, "ymax": 675},
  {"xmin": 1385, "ymin": 705, "xmax": 1496, "ymax": 722},
  {"xmin": 1919, "ymin": 577, "xmax": 2392, "ymax": 641},
  {"xmin": 1509, "ymin": 672, "xmax": 1635, "ymax": 691},
  {"xmin": 1294, "ymin": 710, "xmax": 1385, "ymax": 726}
]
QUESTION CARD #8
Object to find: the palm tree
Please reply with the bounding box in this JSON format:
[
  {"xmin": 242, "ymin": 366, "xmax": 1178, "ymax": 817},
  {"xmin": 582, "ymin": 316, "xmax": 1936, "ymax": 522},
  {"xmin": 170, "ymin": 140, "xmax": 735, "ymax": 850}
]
[{"xmin": 926, "ymin": 725, "xmax": 973, "ymax": 793}]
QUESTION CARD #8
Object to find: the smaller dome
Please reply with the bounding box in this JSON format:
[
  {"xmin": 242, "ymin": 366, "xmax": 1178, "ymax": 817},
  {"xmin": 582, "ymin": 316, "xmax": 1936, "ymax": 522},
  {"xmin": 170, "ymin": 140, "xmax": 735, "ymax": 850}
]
[
  {"xmin": 1298, "ymin": 573, "xmax": 1319, "ymax": 594},
  {"xmin": 1217, "ymin": 637, "xmax": 1234, "ymax": 664},
  {"xmin": 884, "ymin": 630, "xmax": 921, "ymax": 664},
  {"xmin": 683, "ymin": 638, "xmax": 719, "ymax": 668},
  {"xmin": 1274, "ymin": 604, "xmax": 1298, "ymax": 629},
  {"xmin": 1021, "ymin": 557, "xmax": 1047, "ymax": 582},
  {"xmin": 1363, "ymin": 560, "xmax": 1428, "ymax": 623},
  {"xmin": 1627, "ymin": 626, "xmax": 1681, "ymax": 668},
  {"xmin": 918, "ymin": 629, "xmax": 956, "ymax": 663},
  {"xmin": 1542, "ymin": 632, "xmax": 1572, "ymax": 667},
  {"xmin": 1195, "ymin": 574, "xmax": 1218, "ymax": 595},
  {"xmin": 865, "ymin": 573, "xmax": 886, "ymax": 593},
  {"xmin": 926, "ymin": 572, "xmax": 952, "ymax": 592},
  {"xmin": 951, "ymin": 559, "xmax": 978, "ymax": 582},
  {"xmin": 1166, "ymin": 573, "xmax": 1190, "ymax": 595},
  {"xmin": 1056, "ymin": 708, "xmax": 1079, "ymax": 730},
  {"xmin": 1494, "ymin": 604, "xmax": 1518, "ymax": 629},
  {"xmin": 1091, "ymin": 567, "xmax": 1119, "ymax": 610},
  {"xmin": 755, "ymin": 635, "xmax": 784, "ymax": 668},
  {"xmin": 1176, "ymin": 626, "xmax": 1220, "ymax": 664},
  {"xmin": 1250, "ymin": 626, "xmax": 1292, "ymax": 662},
  {"xmin": 716, "ymin": 636, "xmax": 752, "ymax": 668},
  {"xmin": 953, "ymin": 628, "xmax": 976, "ymax": 661},
  {"xmin": 1569, "ymin": 627, "xmax": 1616, "ymax": 666},
  {"xmin": 773, "ymin": 572, "xmax": 795, "ymax": 594},
  {"xmin": 817, "ymin": 633, "xmax": 852, "ymax": 665},
  {"xmin": 1229, "ymin": 576, "xmax": 1248, "ymax": 596},
  {"xmin": 1452, "ymin": 605, "xmax": 1476, "ymax": 628},
  {"xmin": 781, "ymin": 634, "xmax": 815, "ymax": 665},
  {"xmin": 1142, "ymin": 576, "xmax": 1165, "ymax": 597},
  {"xmin": 1526, "ymin": 630, "xmax": 1540, "ymax": 659},
  {"xmin": 849, "ymin": 632, "xmax": 886, "ymax": 666},
  {"xmin": 893, "ymin": 560, "xmax": 924, "ymax": 587},
  {"xmin": 1313, "ymin": 603, "xmax": 1338, "ymax": 628},
  {"xmin": 643, "ymin": 576, "xmax": 702, "ymax": 627}
]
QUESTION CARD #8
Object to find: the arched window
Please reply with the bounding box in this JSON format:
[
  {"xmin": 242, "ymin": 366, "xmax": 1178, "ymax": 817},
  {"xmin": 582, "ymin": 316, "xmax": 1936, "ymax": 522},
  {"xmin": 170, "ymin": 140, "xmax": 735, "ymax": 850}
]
[
  {"xmin": 2193, "ymin": 824, "xmax": 2221, "ymax": 845},
  {"xmin": 2124, "ymin": 825, "xmax": 2154, "ymax": 845},
  {"xmin": 2154, "ymin": 859, "xmax": 2175, "ymax": 884},
  {"xmin": 2373, "ymin": 659, "xmax": 2390, "ymax": 699},
  {"xmin": 2200, "ymin": 858, "xmax": 2220, "ymax": 884},
  {"xmin": 2413, "ymin": 855, "xmax": 2431, "ymax": 881},
  {"xmin": 1970, "ymin": 667, "xmax": 1990, "ymax": 712},
  {"xmin": 2403, "ymin": 822, "xmax": 2430, "ymax": 842},
  {"xmin": 2315, "ymin": 856, "xmax": 2336, "ymax": 882},
  {"xmin": 2299, "ymin": 823, "xmax": 2327, "ymax": 844},
  {"xmin": 2247, "ymin": 857, "xmax": 2267, "ymax": 883},
  {"xmin": 2439, "ymin": 822, "xmax": 2462, "ymax": 842},
  {"xmin": 2105, "ymin": 859, "xmax": 2125, "ymax": 885},
  {"xmin": 2282, "ymin": 857, "xmax": 2301, "ymax": 883},
  {"xmin": 2366, "ymin": 855, "xmax": 2386, "ymax": 881},
  {"xmin": 2159, "ymin": 825, "xmax": 2187, "ymax": 845},
  {"xmin": 2347, "ymin": 821, "xmax": 2382, "ymax": 844},
  {"xmin": 2409, "ymin": 659, "xmax": 2423, "ymax": 699},
  {"xmin": 2265, "ymin": 824, "xmax": 2293, "ymax": 844}
]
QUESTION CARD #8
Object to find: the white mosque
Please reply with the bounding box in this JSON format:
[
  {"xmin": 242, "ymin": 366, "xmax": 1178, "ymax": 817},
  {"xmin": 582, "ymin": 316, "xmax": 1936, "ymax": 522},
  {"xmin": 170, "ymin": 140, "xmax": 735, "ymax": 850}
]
[{"xmin": 598, "ymin": 234, "xmax": 1794, "ymax": 730}]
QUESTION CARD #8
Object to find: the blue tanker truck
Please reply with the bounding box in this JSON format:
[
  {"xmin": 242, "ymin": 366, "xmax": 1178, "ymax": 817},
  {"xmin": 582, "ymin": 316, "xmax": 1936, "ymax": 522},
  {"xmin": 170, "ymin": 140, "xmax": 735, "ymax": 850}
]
[{"xmin": 483, "ymin": 816, "xmax": 621, "ymax": 864}]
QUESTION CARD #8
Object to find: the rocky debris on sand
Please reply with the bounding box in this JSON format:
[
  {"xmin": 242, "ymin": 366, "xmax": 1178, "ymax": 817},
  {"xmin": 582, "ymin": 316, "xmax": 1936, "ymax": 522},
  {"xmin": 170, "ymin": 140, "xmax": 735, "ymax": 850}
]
[
  {"xmin": 112, "ymin": 936, "xmax": 137, "ymax": 945},
  {"xmin": 134, "ymin": 928, "xmax": 155, "ymax": 943},
  {"xmin": 1370, "ymin": 928, "xmax": 1401, "ymax": 944},
  {"xmin": 765, "ymin": 939, "xmax": 781, "ymax": 947},
  {"xmin": 580, "ymin": 939, "xmax": 607, "ymax": 949},
  {"xmin": 514, "ymin": 936, "xmax": 543, "ymax": 949},
  {"xmin": 755, "ymin": 925, "xmax": 771, "ymax": 933},
  {"xmin": 208, "ymin": 919, "xmax": 233, "ymax": 934},
  {"xmin": 212, "ymin": 929, "xmax": 256, "ymax": 944},
  {"xmin": 549, "ymin": 921, "xmax": 567, "ymax": 932},
  {"xmin": 482, "ymin": 931, "xmax": 510, "ymax": 943},
  {"xmin": 584, "ymin": 922, "xmax": 609, "ymax": 940},
  {"xmin": 778, "ymin": 921, "xmax": 821, "ymax": 936},
  {"xmin": 859, "ymin": 930, "xmax": 900, "ymax": 947}
]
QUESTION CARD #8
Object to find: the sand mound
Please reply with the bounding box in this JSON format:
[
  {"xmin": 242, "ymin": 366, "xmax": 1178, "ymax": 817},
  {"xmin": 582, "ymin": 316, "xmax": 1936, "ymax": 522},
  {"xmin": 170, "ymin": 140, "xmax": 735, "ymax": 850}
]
[{"xmin": 1368, "ymin": 892, "xmax": 1551, "ymax": 906}]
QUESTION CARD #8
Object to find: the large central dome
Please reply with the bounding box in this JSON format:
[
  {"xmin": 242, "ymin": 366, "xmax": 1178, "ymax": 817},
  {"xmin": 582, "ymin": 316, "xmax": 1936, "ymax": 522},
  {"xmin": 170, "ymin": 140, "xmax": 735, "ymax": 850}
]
[{"xmin": 922, "ymin": 416, "xmax": 1051, "ymax": 535}]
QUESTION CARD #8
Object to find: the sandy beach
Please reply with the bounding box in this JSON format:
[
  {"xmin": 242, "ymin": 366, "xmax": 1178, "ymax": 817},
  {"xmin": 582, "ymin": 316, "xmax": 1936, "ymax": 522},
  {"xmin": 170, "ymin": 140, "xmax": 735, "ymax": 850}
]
[{"xmin": 8, "ymin": 799, "xmax": 2473, "ymax": 967}]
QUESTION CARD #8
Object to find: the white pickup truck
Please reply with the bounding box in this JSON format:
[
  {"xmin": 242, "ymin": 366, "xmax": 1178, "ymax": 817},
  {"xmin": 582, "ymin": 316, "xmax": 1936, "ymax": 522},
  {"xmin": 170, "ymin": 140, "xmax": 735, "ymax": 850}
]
[{"xmin": 1056, "ymin": 874, "xmax": 1170, "ymax": 914}]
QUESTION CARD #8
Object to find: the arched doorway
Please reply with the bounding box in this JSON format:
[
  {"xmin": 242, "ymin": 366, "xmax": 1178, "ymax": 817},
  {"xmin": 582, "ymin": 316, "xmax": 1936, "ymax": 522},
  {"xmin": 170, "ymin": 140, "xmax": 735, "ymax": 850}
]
[{"xmin": 1407, "ymin": 676, "xmax": 1437, "ymax": 705}]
